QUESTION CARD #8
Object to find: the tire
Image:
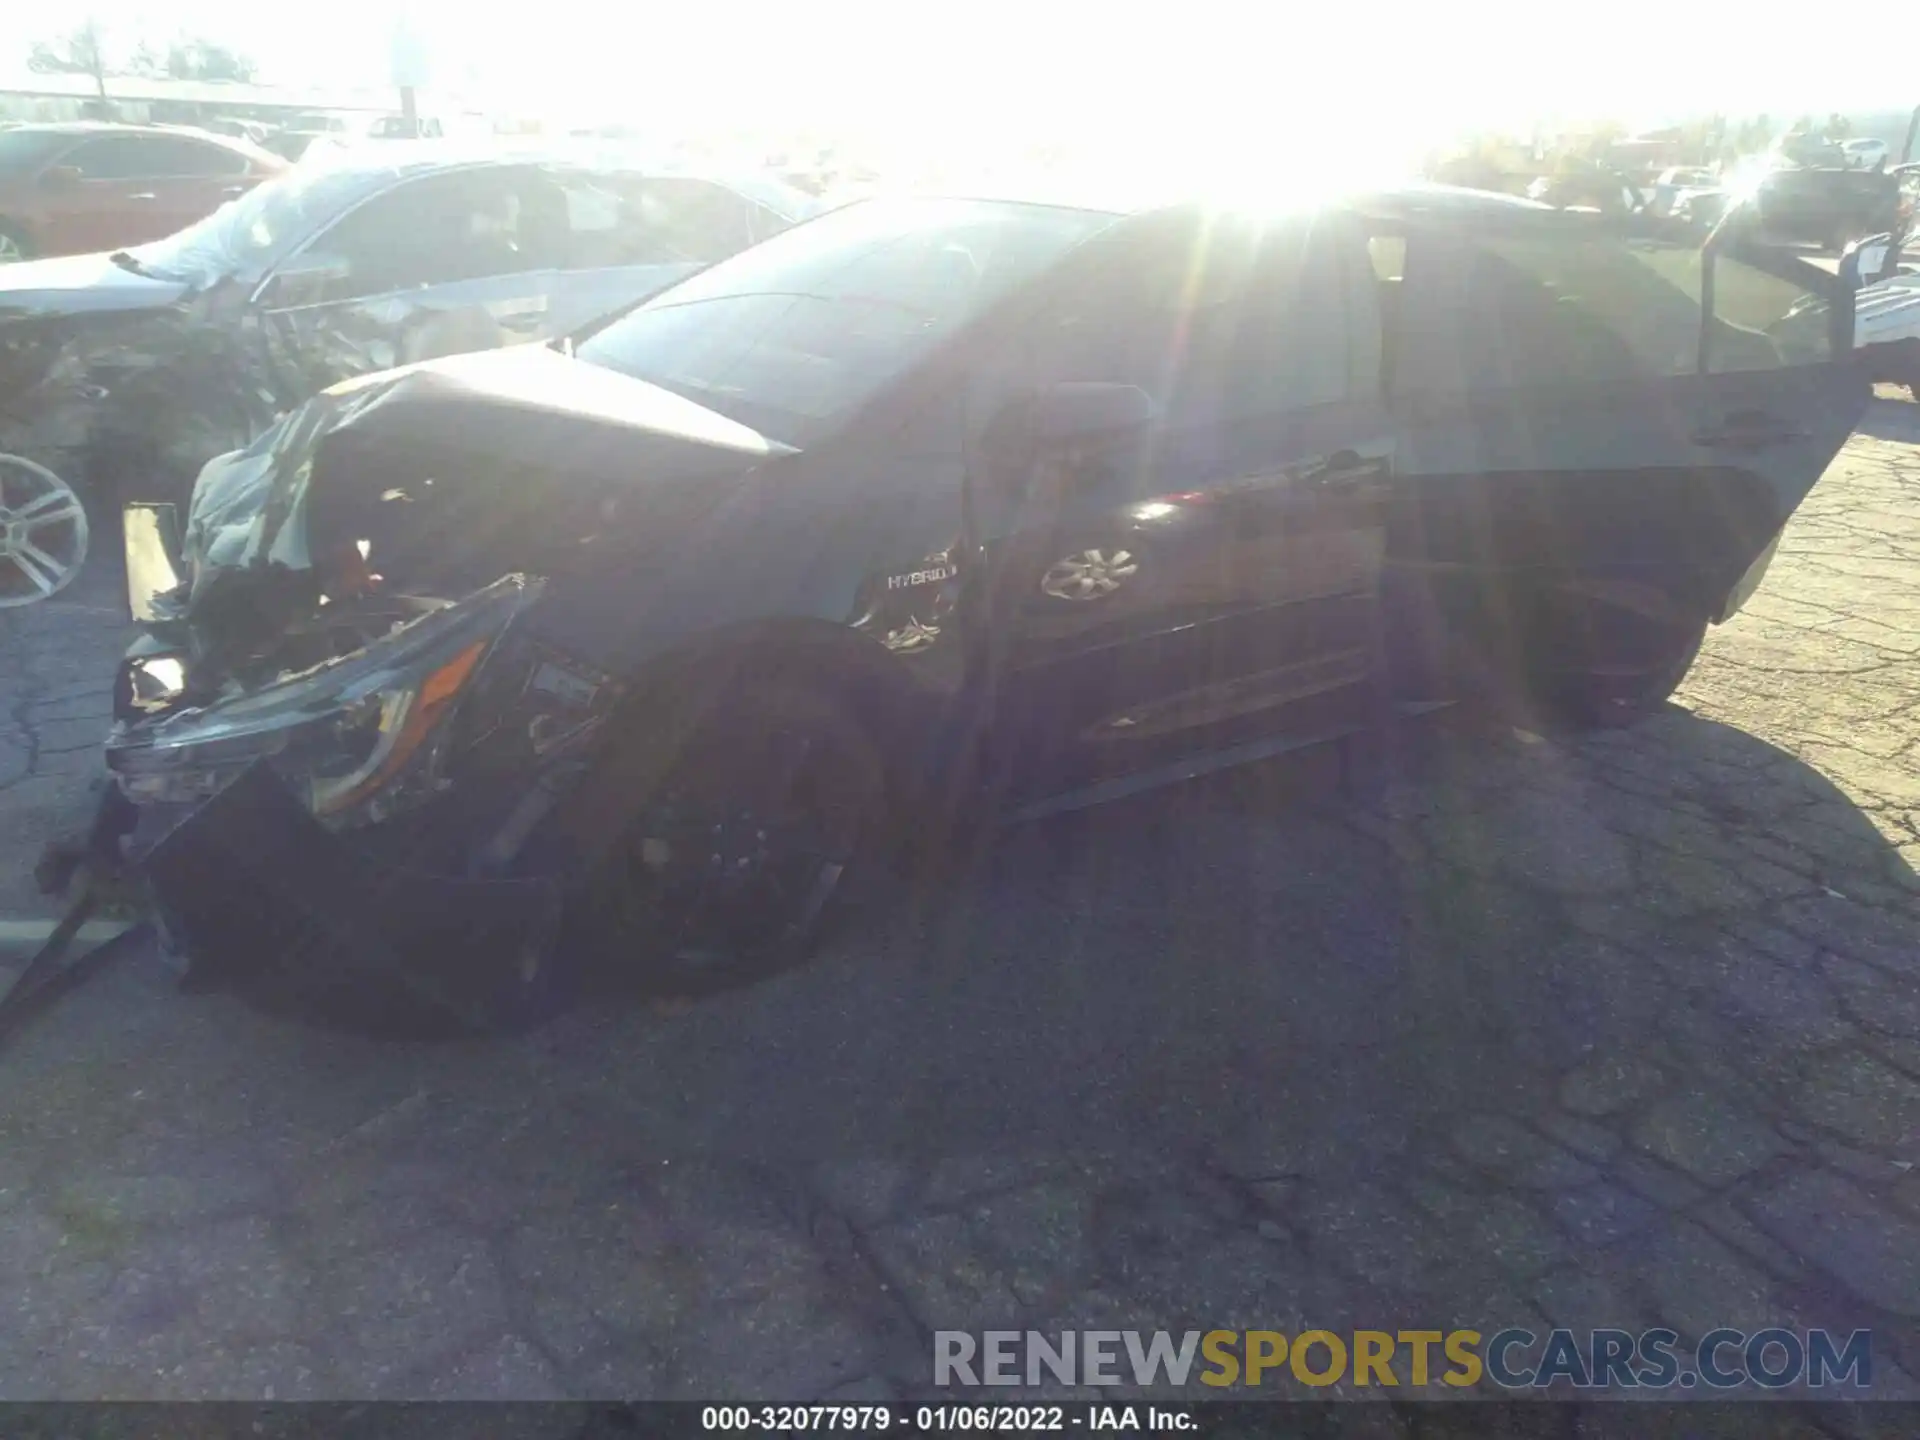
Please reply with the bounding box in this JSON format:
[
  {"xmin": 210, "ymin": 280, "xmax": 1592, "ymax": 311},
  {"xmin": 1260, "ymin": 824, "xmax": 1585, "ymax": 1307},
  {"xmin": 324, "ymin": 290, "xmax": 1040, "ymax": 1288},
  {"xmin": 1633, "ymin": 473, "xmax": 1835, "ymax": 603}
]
[
  {"xmin": 1535, "ymin": 609, "xmax": 1709, "ymax": 731},
  {"xmin": 0, "ymin": 220, "xmax": 32, "ymax": 264},
  {"xmin": 570, "ymin": 680, "xmax": 888, "ymax": 997}
]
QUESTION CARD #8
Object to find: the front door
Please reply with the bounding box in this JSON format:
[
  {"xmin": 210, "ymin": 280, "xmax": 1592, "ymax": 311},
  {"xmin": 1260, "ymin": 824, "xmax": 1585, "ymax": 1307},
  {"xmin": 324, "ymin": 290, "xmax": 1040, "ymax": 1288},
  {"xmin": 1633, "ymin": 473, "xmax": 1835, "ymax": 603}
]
[{"xmin": 972, "ymin": 209, "xmax": 1395, "ymax": 804}]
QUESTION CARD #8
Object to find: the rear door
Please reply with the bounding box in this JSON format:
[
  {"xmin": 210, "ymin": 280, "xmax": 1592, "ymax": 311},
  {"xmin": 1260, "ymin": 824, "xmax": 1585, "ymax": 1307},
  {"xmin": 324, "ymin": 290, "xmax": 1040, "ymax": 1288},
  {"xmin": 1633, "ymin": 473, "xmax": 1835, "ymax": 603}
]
[
  {"xmin": 1379, "ymin": 216, "xmax": 1866, "ymax": 703},
  {"xmin": 976, "ymin": 208, "xmax": 1395, "ymax": 802},
  {"xmin": 38, "ymin": 135, "xmax": 161, "ymax": 252},
  {"xmin": 125, "ymin": 133, "xmax": 253, "ymax": 238},
  {"xmin": 49, "ymin": 133, "xmax": 247, "ymax": 251}
]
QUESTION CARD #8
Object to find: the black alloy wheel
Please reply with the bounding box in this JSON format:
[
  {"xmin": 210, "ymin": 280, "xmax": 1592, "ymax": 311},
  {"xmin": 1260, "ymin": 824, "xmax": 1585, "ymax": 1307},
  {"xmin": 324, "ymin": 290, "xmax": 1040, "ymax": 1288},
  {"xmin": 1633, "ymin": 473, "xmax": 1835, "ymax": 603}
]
[{"xmin": 583, "ymin": 682, "xmax": 887, "ymax": 995}]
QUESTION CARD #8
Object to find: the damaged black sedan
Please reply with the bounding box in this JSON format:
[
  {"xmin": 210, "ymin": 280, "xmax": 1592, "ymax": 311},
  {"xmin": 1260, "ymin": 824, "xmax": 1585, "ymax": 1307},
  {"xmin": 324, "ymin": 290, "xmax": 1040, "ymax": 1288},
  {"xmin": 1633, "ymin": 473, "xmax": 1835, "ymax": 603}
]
[{"xmin": 99, "ymin": 186, "xmax": 1869, "ymax": 1031}]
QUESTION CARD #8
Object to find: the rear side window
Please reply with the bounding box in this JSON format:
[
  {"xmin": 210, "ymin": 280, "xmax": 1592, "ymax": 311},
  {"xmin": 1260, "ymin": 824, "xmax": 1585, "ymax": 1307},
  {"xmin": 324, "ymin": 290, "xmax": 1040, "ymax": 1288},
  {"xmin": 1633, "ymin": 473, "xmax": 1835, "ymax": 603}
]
[
  {"xmin": 1393, "ymin": 230, "xmax": 1831, "ymax": 393},
  {"xmin": 311, "ymin": 168, "xmax": 540, "ymax": 296},
  {"xmin": 1704, "ymin": 258, "xmax": 1833, "ymax": 372},
  {"xmin": 67, "ymin": 134, "xmax": 244, "ymax": 179}
]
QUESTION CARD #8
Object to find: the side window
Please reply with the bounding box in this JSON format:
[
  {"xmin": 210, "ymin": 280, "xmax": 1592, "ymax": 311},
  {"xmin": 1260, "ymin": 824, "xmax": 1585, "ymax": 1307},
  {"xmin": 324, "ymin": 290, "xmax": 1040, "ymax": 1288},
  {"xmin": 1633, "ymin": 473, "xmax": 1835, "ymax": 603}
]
[
  {"xmin": 141, "ymin": 136, "xmax": 248, "ymax": 176},
  {"xmin": 68, "ymin": 135, "xmax": 242, "ymax": 179},
  {"xmin": 532, "ymin": 173, "xmax": 771, "ymax": 270},
  {"xmin": 1025, "ymin": 213, "xmax": 1353, "ymax": 425},
  {"xmin": 64, "ymin": 137, "xmax": 159, "ymax": 180},
  {"xmin": 1392, "ymin": 230, "xmax": 1830, "ymax": 394},
  {"xmin": 1395, "ymin": 233, "xmax": 1697, "ymax": 392},
  {"xmin": 632, "ymin": 178, "xmax": 760, "ymax": 262},
  {"xmin": 1703, "ymin": 257, "xmax": 1833, "ymax": 372},
  {"xmin": 309, "ymin": 169, "xmax": 543, "ymax": 299}
]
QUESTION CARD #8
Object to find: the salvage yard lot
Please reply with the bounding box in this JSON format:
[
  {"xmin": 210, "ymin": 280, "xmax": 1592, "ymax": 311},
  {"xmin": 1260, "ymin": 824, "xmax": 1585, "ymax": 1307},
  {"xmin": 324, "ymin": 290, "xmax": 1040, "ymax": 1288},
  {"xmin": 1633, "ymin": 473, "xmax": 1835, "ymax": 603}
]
[{"xmin": 1, "ymin": 396, "xmax": 1918, "ymax": 1405}]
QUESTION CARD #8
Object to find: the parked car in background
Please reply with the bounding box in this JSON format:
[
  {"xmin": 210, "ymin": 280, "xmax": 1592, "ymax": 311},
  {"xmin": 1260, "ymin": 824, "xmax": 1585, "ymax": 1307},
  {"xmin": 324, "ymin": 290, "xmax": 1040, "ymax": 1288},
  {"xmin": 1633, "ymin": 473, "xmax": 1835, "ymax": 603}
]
[
  {"xmin": 1648, "ymin": 165, "xmax": 1717, "ymax": 216},
  {"xmin": 367, "ymin": 115, "xmax": 445, "ymax": 140},
  {"xmin": 261, "ymin": 113, "xmax": 355, "ymax": 163},
  {"xmin": 1841, "ymin": 138, "xmax": 1890, "ymax": 171},
  {"xmin": 98, "ymin": 186, "xmax": 1868, "ymax": 1029},
  {"xmin": 1525, "ymin": 166, "xmax": 1643, "ymax": 215},
  {"xmin": 1748, "ymin": 163, "xmax": 1903, "ymax": 249},
  {"xmin": 199, "ymin": 117, "xmax": 273, "ymax": 147},
  {"xmin": 0, "ymin": 123, "xmax": 285, "ymax": 262},
  {"xmin": 1673, "ymin": 159, "xmax": 1906, "ymax": 251},
  {"xmin": 0, "ymin": 145, "xmax": 819, "ymax": 601}
]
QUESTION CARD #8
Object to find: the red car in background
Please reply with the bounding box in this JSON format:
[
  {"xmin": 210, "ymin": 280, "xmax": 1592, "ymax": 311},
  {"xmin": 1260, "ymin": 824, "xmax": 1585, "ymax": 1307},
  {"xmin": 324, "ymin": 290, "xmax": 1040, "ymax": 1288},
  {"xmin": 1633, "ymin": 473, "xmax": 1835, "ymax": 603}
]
[{"xmin": 0, "ymin": 123, "xmax": 285, "ymax": 263}]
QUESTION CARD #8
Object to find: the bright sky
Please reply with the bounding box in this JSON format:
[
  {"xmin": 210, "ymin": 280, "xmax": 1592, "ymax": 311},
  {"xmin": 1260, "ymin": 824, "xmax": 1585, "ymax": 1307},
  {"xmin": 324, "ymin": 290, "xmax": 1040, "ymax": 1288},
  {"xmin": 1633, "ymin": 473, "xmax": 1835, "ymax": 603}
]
[{"xmin": 22, "ymin": 0, "xmax": 1919, "ymax": 166}]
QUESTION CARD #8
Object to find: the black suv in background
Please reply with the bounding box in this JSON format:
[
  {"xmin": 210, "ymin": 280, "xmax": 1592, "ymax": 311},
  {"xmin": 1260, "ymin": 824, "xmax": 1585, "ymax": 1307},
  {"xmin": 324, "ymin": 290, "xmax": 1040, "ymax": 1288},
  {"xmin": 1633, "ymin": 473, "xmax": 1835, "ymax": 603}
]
[{"xmin": 101, "ymin": 185, "xmax": 1868, "ymax": 1031}]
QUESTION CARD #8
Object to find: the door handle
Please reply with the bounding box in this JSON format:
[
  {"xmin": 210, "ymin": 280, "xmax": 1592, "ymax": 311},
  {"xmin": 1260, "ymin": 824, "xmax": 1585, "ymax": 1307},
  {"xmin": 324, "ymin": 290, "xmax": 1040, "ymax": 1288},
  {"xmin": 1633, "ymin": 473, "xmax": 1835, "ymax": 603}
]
[{"xmin": 128, "ymin": 192, "xmax": 157, "ymax": 201}]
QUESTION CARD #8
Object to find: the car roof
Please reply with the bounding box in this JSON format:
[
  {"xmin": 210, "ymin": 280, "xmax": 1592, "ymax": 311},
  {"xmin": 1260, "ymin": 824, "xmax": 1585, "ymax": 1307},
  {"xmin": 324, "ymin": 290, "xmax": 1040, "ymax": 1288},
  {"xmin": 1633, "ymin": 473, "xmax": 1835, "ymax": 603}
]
[
  {"xmin": 4, "ymin": 120, "xmax": 280, "ymax": 162},
  {"xmin": 282, "ymin": 142, "xmax": 822, "ymax": 219},
  {"xmin": 875, "ymin": 178, "xmax": 1557, "ymax": 228}
]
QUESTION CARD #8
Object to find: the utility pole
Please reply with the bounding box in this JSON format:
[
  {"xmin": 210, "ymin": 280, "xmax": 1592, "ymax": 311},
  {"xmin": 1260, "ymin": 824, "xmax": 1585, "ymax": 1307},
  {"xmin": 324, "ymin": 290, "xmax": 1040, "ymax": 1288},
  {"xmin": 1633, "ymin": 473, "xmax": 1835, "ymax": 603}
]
[{"xmin": 391, "ymin": 12, "xmax": 427, "ymax": 136}]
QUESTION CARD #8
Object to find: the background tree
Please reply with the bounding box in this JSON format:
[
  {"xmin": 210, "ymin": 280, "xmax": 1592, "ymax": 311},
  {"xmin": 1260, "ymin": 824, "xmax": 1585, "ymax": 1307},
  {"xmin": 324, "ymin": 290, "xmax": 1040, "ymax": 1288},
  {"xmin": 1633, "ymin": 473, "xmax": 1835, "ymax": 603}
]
[
  {"xmin": 128, "ymin": 40, "xmax": 165, "ymax": 78},
  {"xmin": 26, "ymin": 20, "xmax": 111, "ymax": 98},
  {"xmin": 164, "ymin": 37, "xmax": 257, "ymax": 83}
]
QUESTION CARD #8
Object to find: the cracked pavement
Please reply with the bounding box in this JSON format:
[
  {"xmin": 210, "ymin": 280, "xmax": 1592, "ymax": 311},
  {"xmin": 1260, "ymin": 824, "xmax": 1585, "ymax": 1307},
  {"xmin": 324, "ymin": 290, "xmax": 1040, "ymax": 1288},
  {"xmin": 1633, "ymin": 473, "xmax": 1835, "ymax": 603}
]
[{"xmin": 1, "ymin": 397, "xmax": 1917, "ymax": 1411}]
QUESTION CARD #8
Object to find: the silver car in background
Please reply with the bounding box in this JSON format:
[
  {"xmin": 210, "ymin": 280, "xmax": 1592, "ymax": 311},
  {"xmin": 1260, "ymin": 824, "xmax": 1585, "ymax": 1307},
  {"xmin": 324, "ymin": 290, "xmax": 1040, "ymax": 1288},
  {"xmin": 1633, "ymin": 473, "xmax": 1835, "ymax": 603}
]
[{"xmin": 0, "ymin": 143, "xmax": 818, "ymax": 603}]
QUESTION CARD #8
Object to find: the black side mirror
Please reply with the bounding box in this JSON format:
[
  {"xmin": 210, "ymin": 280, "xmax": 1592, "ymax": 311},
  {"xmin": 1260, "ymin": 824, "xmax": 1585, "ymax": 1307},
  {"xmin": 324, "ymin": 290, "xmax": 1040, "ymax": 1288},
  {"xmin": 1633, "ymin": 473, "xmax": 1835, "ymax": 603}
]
[{"xmin": 38, "ymin": 164, "xmax": 82, "ymax": 192}]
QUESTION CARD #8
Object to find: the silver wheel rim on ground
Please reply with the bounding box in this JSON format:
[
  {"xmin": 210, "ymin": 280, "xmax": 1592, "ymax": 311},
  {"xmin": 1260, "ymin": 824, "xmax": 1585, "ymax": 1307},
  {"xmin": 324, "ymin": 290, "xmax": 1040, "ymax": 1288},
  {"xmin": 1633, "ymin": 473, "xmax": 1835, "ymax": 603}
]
[
  {"xmin": 0, "ymin": 455, "xmax": 89, "ymax": 607},
  {"xmin": 0, "ymin": 231, "xmax": 25, "ymax": 263}
]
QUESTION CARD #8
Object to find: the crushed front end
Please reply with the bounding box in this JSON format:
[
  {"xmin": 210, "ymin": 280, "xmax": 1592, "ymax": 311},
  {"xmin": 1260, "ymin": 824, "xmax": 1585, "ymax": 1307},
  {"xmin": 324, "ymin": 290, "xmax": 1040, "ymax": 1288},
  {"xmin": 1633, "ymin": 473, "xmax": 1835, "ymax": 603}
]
[
  {"xmin": 106, "ymin": 500, "xmax": 626, "ymax": 1032},
  {"xmin": 93, "ymin": 344, "xmax": 783, "ymax": 1029},
  {"xmin": 107, "ymin": 561, "xmax": 627, "ymax": 1030}
]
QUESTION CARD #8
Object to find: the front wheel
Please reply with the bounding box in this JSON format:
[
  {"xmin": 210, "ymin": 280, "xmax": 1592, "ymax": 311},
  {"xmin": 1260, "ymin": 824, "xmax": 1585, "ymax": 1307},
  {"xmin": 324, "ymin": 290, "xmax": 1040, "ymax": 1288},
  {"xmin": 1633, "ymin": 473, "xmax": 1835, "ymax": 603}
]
[
  {"xmin": 574, "ymin": 681, "xmax": 887, "ymax": 997},
  {"xmin": 0, "ymin": 454, "xmax": 90, "ymax": 607}
]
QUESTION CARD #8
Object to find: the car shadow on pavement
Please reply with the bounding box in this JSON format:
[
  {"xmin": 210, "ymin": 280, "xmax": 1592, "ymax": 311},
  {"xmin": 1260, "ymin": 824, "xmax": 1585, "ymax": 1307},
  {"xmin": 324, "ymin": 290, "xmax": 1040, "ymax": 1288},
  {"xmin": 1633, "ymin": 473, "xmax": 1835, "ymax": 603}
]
[
  {"xmin": 14, "ymin": 698, "xmax": 1913, "ymax": 1168},
  {"xmin": 4, "ymin": 696, "xmax": 1916, "ymax": 1399},
  {"xmin": 541, "ymin": 702, "xmax": 1915, "ymax": 1167}
]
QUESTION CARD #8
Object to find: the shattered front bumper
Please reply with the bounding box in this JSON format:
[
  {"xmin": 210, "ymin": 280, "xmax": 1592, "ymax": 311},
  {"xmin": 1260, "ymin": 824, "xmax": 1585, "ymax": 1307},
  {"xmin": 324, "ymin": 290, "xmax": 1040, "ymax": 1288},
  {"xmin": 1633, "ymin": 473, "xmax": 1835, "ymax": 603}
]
[
  {"xmin": 107, "ymin": 509, "xmax": 578, "ymax": 1031},
  {"xmin": 137, "ymin": 760, "xmax": 564, "ymax": 1032}
]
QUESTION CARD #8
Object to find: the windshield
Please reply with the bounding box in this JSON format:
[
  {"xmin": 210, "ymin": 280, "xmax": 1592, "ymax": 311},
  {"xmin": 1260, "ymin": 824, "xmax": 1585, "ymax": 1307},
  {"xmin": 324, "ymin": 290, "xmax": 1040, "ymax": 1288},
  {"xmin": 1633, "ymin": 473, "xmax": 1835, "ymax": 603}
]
[
  {"xmin": 125, "ymin": 161, "xmax": 377, "ymax": 287},
  {"xmin": 574, "ymin": 197, "xmax": 1117, "ymax": 446}
]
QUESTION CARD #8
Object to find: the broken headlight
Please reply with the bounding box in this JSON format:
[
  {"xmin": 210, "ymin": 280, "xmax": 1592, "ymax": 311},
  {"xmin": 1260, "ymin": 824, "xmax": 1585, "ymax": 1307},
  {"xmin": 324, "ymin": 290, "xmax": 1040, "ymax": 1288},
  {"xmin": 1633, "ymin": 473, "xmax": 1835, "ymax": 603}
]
[{"xmin": 107, "ymin": 575, "xmax": 543, "ymax": 826}]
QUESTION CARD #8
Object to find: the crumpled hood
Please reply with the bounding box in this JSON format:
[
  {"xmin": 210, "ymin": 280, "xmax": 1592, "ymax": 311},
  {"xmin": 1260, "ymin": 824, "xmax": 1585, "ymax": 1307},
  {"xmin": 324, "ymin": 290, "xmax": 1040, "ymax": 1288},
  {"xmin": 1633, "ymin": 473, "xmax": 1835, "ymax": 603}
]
[
  {"xmin": 178, "ymin": 343, "xmax": 784, "ymax": 634},
  {"xmin": 0, "ymin": 250, "xmax": 189, "ymax": 321}
]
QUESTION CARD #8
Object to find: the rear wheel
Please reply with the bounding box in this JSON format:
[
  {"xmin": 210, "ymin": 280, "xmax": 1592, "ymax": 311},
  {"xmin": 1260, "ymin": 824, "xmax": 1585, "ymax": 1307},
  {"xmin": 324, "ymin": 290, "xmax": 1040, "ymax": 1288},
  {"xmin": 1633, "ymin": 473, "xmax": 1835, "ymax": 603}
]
[
  {"xmin": 1533, "ymin": 603, "xmax": 1708, "ymax": 731},
  {"xmin": 574, "ymin": 681, "xmax": 887, "ymax": 996}
]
